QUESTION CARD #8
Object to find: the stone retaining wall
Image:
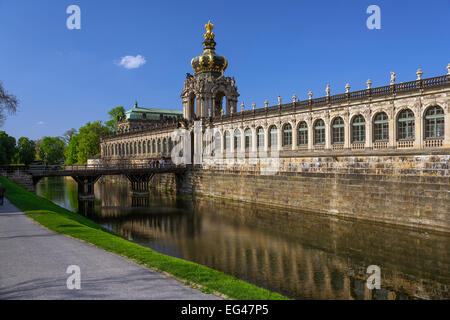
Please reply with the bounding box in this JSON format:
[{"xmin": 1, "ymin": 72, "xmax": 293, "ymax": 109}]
[
  {"xmin": 0, "ymin": 167, "xmax": 35, "ymax": 192},
  {"xmin": 152, "ymin": 155, "xmax": 450, "ymax": 232}
]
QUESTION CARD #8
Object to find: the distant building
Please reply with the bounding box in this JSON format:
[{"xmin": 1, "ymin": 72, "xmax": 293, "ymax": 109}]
[{"xmin": 117, "ymin": 101, "xmax": 183, "ymax": 134}]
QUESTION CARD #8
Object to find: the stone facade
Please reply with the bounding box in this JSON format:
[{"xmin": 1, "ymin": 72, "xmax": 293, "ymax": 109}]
[{"xmin": 99, "ymin": 22, "xmax": 450, "ymax": 232}]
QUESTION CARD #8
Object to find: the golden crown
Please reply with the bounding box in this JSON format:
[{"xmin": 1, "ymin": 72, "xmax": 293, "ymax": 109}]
[{"xmin": 203, "ymin": 20, "xmax": 215, "ymax": 40}]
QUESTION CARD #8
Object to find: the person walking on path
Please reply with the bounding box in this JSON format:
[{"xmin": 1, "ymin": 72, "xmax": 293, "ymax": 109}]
[{"xmin": 0, "ymin": 184, "xmax": 5, "ymax": 206}]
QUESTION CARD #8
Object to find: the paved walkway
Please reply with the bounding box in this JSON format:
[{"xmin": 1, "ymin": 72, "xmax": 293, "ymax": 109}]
[{"xmin": 0, "ymin": 199, "xmax": 219, "ymax": 300}]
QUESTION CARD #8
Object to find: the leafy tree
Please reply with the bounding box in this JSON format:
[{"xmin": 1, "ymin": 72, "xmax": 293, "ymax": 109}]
[
  {"xmin": 16, "ymin": 137, "xmax": 36, "ymax": 165},
  {"xmin": 38, "ymin": 137, "xmax": 65, "ymax": 165},
  {"xmin": 105, "ymin": 106, "xmax": 125, "ymax": 133},
  {"xmin": 0, "ymin": 131, "xmax": 17, "ymax": 165},
  {"xmin": 34, "ymin": 139, "xmax": 42, "ymax": 160},
  {"xmin": 0, "ymin": 82, "xmax": 18, "ymax": 127},
  {"xmin": 76, "ymin": 121, "xmax": 109, "ymax": 164},
  {"xmin": 64, "ymin": 121, "xmax": 109, "ymax": 164},
  {"xmin": 64, "ymin": 134, "xmax": 80, "ymax": 165}
]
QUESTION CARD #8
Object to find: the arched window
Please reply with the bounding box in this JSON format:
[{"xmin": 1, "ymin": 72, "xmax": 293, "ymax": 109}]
[
  {"xmin": 424, "ymin": 106, "xmax": 444, "ymax": 139},
  {"xmin": 234, "ymin": 129, "xmax": 241, "ymax": 150},
  {"xmin": 163, "ymin": 138, "xmax": 167, "ymax": 154},
  {"xmin": 397, "ymin": 109, "xmax": 415, "ymax": 140},
  {"xmin": 157, "ymin": 139, "xmax": 161, "ymax": 153},
  {"xmin": 297, "ymin": 122, "xmax": 308, "ymax": 146},
  {"xmin": 351, "ymin": 115, "xmax": 365, "ymax": 143},
  {"xmin": 134, "ymin": 142, "xmax": 137, "ymax": 154},
  {"xmin": 151, "ymin": 140, "xmax": 155, "ymax": 153},
  {"xmin": 257, "ymin": 127, "xmax": 264, "ymax": 150},
  {"xmin": 118, "ymin": 144, "xmax": 122, "ymax": 155},
  {"xmin": 224, "ymin": 131, "xmax": 231, "ymax": 150},
  {"xmin": 214, "ymin": 132, "xmax": 221, "ymax": 152},
  {"xmin": 282, "ymin": 123, "xmax": 292, "ymax": 147},
  {"xmin": 143, "ymin": 141, "xmax": 146, "ymax": 154},
  {"xmin": 147, "ymin": 141, "xmax": 151, "ymax": 154},
  {"xmin": 244, "ymin": 128, "xmax": 252, "ymax": 150},
  {"xmin": 373, "ymin": 112, "xmax": 389, "ymax": 141},
  {"xmin": 269, "ymin": 125, "xmax": 277, "ymax": 149},
  {"xmin": 332, "ymin": 117, "xmax": 345, "ymax": 144},
  {"xmin": 168, "ymin": 138, "xmax": 173, "ymax": 153},
  {"xmin": 314, "ymin": 119, "xmax": 325, "ymax": 145},
  {"xmin": 138, "ymin": 142, "xmax": 141, "ymax": 154}
]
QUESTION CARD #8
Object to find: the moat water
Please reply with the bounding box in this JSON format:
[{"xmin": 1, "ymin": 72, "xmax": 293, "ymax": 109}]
[{"xmin": 36, "ymin": 177, "xmax": 450, "ymax": 300}]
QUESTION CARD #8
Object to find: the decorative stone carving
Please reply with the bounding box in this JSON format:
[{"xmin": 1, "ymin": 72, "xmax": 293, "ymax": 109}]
[
  {"xmin": 181, "ymin": 73, "xmax": 239, "ymax": 119},
  {"xmin": 416, "ymin": 69, "xmax": 423, "ymax": 80},
  {"xmin": 366, "ymin": 79, "xmax": 372, "ymax": 89},
  {"xmin": 308, "ymin": 91, "xmax": 313, "ymax": 100},
  {"xmin": 326, "ymin": 84, "xmax": 330, "ymax": 96},
  {"xmin": 390, "ymin": 72, "xmax": 396, "ymax": 85},
  {"xmin": 345, "ymin": 83, "xmax": 350, "ymax": 93}
]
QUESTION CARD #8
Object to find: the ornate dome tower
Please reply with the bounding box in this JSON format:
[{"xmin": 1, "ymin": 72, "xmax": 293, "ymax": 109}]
[
  {"xmin": 190, "ymin": 21, "xmax": 228, "ymax": 77},
  {"xmin": 181, "ymin": 21, "xmax": 239, "ymax": 120}
]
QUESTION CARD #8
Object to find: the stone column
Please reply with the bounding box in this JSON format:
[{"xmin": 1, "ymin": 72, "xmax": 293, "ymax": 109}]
[
  {"xmin": 365, "ymin": 117, "xmax": 371, "ymax": 148},
  {"xmin": 415, "ymin": 111, "xmax": 422, "ymax": 149},
  {"xmin": 292, "ymin": 121, "xmax": 298, "ymax": 151},
  {"xmin": 240, "ymin": 128, "xmax": 245, "ymax": 153},
  {"xmin": 277, "ymin": 126, "xmax": 282, "ymax": 151},
  {"xmin": 252, "ymin": 127, "xmax": 257, "ymax": 153},
  {"xmin": 444, "ymin": 104, "xmax": 450, "ymax": 148},
  {"xmin": 308, "ymin": 119, "xmax": 313, "ymax": 151},
  {"xmin": 226, "ymin": 97, "xmax": 231, "ymax": 115},
  {"xmin": 388, "ymin": 114, "xmax": 395, "ymax": 148},
  {"xmin": 220, "ymin": 130, "xmax": 225, "ymax": 158},
  {"xmin": 230, "ymin": 128, "xmax": 235, "ymax": 155},
  {"xmin": 367, "ymin": 118, "xmax": 373, "ymax": 148},
  {"xmin": 182, "ymin": 97, "xmax": 190, "ymax": 120},
  {"xmin": 325, "ymin": 119, "xmax": 331, "ymax": 150},
  {"xmin": 344, "ymin": 118, "xmax": 350, "ymax": 149},
  {"xmin": 264, "ymin": 126, "xmax": 269, "ymax": 152}
]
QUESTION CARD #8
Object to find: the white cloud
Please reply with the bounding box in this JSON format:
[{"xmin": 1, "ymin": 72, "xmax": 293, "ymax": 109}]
[
  {"xmin": 37, "ymin": 121, "xmax": 44, "ymax": 125},
  {"xmin": 117, "ymin": 55, "xmax": 146, "ymax": 69}
]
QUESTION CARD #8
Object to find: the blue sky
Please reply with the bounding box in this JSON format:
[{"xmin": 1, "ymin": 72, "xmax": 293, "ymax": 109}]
[{"xmin": 0, "ymin": 0, "xmax": 449, "ymax": 140}]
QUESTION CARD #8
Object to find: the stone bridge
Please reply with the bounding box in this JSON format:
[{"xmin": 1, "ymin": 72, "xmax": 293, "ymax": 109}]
[{"xmin": 0, "ymin": 164, "xmax": 189, "ymax": 200}]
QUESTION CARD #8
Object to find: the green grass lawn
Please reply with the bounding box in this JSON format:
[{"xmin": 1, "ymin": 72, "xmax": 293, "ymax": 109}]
[{"xmin": 0, "ymin": 176, "xmax": 289, "ymax": 300}]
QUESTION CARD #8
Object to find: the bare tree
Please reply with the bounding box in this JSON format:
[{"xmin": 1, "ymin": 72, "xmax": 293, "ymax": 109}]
[
  {"xmin": 0, "ymin": 82, "xmax": 18, "ymax": 127},
  {"xmin": 63, "ymin": 128, "xmax": 77, "ymax": 144}
]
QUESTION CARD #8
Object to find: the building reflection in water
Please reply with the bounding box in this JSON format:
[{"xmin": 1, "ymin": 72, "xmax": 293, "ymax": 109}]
[{"xmin": 36, "ymin": 177, "xmax": 450, "ymax": 300}]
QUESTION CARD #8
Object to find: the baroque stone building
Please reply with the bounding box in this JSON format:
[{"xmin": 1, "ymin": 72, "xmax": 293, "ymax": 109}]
[
  {"xmin": 102, "ymin": 22, "xmax": 450, "ymax": 161},
  {"xmin": 101, "ymin": 22, "xmax": 450, "ymax": 232}
]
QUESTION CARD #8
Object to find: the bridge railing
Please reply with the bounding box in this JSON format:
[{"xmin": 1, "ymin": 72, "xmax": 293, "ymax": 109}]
[{"xmin": 28, "ymin": 163, "xmax": 186, "ymax": 173}]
